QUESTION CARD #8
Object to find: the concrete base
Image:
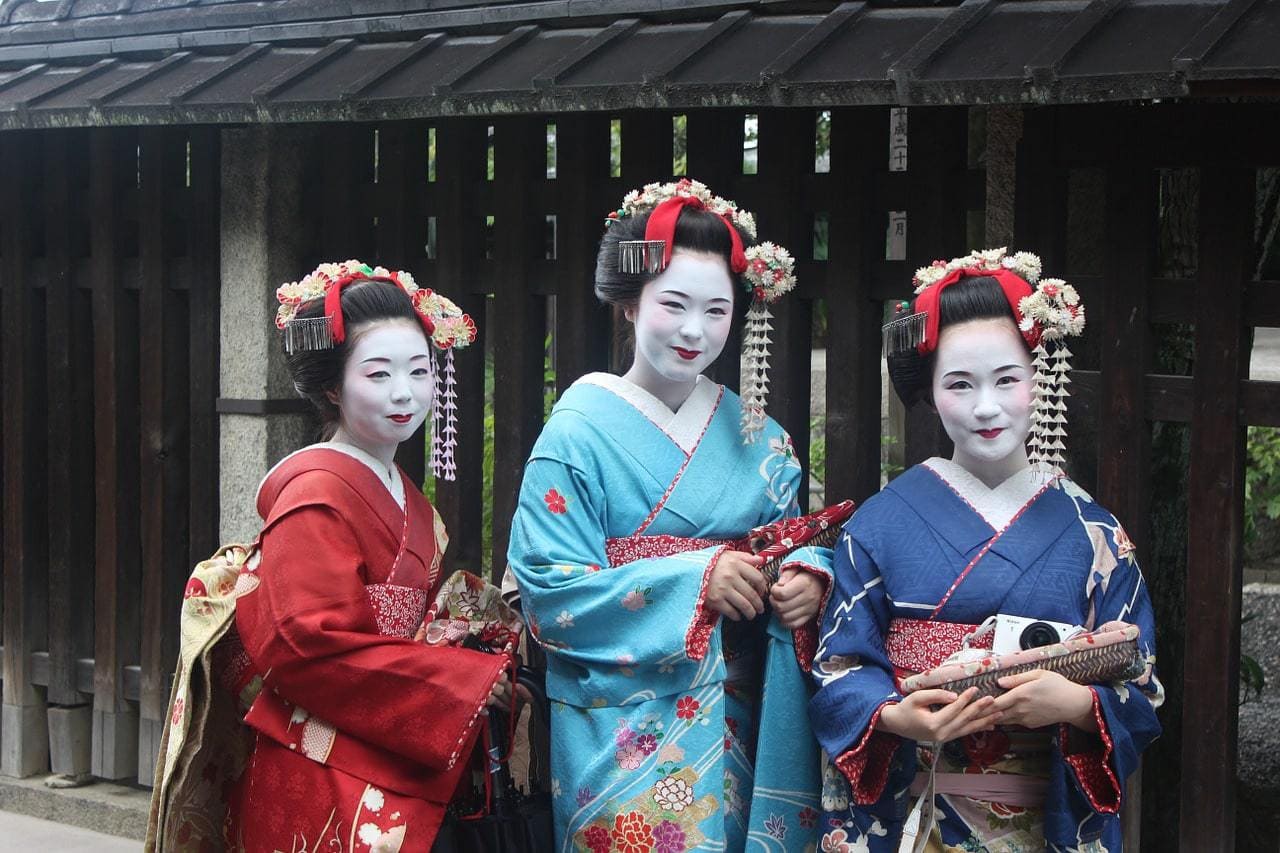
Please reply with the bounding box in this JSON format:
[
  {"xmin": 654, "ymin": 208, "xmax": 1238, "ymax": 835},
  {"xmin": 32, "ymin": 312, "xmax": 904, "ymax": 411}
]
[
  {"xmin": 0, "ymin": 773, "xmax": 148, "ymax": 841},
  {"xmin": 91, "ymin": 708, "xmax": 138, "ymax": 781},
  {"xmin": 135, "ymin": 718, "xmax": 162, "ymax": 787},
  {"xmin": 2, "ymin": 703, "xmax": 50, "ymax": 778},
  {"xmin": 48, "ymin": 705, "xmax": 92, "ymax": 777}
]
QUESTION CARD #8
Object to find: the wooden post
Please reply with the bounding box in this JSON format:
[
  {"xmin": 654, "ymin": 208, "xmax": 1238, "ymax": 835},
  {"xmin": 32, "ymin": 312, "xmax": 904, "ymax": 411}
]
[
  {"xmin": 433, "ymin": 119, "xmax": 488, "ymax": 576},
  {"xmin": 756, "ymin": 108, "xmax": 815, "ymax": 503},
  {"xmin": 1, "ymin": 131, "xmax": 51, "ymax": 778},
  {"xmin": 489, "ymin": 115, "xmax": 548, "ymax": 580},
  {"xmin": 1179, "ymin": 166, "xmax": 1252, "ymax": 853},
  {"xmin": 552, "ymin": 114, "xmax": 612, "ymax": 392},
  {"xmin": 90, "ymin": 128, "xmax": 141, "ymax": 780},
  {"xmin": 826, "ymin": 107, "xmax": 889, "ymax": 505}
]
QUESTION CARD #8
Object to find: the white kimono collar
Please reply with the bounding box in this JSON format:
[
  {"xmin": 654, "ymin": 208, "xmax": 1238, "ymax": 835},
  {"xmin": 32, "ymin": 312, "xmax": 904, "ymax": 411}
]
[
  {"xmin": 921, "ymin": 457, "xmax": 1046, "ymax": 532},
  {"xmin": 578, "ymin": 372, "xmax": 721, "ymax": 456}
]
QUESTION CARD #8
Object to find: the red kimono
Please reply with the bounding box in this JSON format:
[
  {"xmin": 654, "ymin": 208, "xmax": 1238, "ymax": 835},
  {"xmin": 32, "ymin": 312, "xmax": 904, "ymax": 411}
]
[{"xmin": 225, "ymin": 446, "xmax": 506, "ymax": 852}]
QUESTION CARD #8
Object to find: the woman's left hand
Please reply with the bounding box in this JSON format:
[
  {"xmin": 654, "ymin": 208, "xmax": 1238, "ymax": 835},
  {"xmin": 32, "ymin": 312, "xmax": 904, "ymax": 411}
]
[
  {"xmin": 992, "ymin": 670, "xmax": 1098, "ymax": 732},
  {"xmin": 769, "ymin": 568, "xmax": 825, "ymax": 629}
]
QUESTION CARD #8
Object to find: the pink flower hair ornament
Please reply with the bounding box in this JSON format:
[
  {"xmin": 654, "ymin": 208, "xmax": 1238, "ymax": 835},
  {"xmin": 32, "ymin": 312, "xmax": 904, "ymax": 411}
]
[
  {"xmin": 606, "ymin": 179, "xmax": 796, "ymax": 443},
  {"xmin": 276, "ymin": 259, "xmax": 476, "ymax": 481}
]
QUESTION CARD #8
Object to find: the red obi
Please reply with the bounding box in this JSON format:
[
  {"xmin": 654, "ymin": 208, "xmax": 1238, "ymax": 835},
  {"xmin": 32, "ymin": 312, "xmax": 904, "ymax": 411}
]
[{"xmin": 885, "ymin": 618, "xmax": 993, "ymax": 686}]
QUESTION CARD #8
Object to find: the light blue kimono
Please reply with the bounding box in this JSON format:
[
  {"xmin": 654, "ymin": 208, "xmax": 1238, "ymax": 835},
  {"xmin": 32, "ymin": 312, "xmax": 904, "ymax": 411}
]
[{"xmin": 508, "ymin": 373, "xmax": 833, "ymax": 852}]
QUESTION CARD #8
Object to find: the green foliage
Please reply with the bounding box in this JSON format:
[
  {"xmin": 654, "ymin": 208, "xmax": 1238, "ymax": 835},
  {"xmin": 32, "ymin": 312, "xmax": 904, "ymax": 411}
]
[
  {"xmin": 1241, "ymin": 612, "xmax": 1266, "ymax": 706},
  {"xmin": 672, "ymin": 114, "xmax": 687, "ymax": 177},
  {"xmin": 1245, "ymin": 425, "xmax": 1280, "ymax": 542},
  {"xmin": 808, "ymin": 416, "xmax": 826, "ymax": 486}
]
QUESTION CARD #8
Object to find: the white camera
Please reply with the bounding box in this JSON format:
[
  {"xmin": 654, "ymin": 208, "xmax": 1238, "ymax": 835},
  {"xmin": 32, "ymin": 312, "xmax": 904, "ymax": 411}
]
[{"xmin": 990, "ymin": 614, "xmax": 1083, "ymax": 655}]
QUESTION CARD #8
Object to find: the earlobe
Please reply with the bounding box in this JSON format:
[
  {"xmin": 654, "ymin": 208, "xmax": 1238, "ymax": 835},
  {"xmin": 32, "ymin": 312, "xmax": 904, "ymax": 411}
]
[
  {"xmin": 325, "ymin": 389, "xmax": 340, "ymax": 407},
  {"xmin": 624, "ymin": 306, "xmax": 636, "ymax": 323}
]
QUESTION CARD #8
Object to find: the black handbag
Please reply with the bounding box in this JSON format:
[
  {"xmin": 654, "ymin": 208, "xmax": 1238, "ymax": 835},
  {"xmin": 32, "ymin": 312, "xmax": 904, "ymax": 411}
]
[{"xmin": 432, "ymin": 665, "xmax": 554, "ymax": 852}]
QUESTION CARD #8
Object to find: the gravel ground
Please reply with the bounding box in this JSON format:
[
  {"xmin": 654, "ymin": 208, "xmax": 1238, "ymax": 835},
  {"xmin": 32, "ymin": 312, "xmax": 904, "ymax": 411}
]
[{"xmin": 1240, "ymin": 585, "xmax": 1280, "ymax": 784}]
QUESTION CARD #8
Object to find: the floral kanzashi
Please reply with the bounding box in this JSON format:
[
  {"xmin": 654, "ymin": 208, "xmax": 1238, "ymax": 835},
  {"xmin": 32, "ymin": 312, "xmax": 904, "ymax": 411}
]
[
  {"xmin": 543, "ymin": 488, "xmax": 568, "ymax": 514},
  {"xmin": 675, "ymin": 696, "xmax": 700, "ymax": 720},
  {"xmin": 611, "ymin": 810, "xmax": 655, "ymax": 853},
  {"xmin": 652, "ymin": 776, "xmax": 695, "ymax": 813}
]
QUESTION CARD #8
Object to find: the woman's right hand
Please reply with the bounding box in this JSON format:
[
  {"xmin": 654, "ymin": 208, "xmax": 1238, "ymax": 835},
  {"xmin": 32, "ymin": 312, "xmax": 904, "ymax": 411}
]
[
  {"xmin": 704, "ymin": 550, "xmax": 767, "ymax": 621},
  {"xmin": 876, "ymin": 687, "xmax": 1002, "ymax": 742}
]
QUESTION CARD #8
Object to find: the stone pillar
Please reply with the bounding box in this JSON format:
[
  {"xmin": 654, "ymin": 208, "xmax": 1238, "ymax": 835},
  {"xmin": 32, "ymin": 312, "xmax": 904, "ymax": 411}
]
[
  {"xmin": 984, "ymin": 106, "xmax": 1024, "ymax": 248},
  {"xmin": 218, "ymin": 126, "xmax": 315, "ymax": 544}
]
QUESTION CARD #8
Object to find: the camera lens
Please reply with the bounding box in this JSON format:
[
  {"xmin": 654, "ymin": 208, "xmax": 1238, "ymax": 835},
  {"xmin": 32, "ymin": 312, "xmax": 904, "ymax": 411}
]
[{"xmin": 1019, "ymin": 622, "xmax": 1060, "ymax": 650}]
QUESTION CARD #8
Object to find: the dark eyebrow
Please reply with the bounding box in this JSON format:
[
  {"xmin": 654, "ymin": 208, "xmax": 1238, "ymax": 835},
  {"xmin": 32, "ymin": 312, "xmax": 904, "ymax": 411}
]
[
  {"xmin": 658, "ymin": 288, "xmax": 731, "ymax": 305},
  {"xmin": 360, "ymin": 354, "xmax": 431, "ymax": 364},
  {"xmin": 941, "ymin": 370, "xmax": 972, "ymax": 380},
  {"xmin": 995, "ymin": 364, "xmax": 1024, "ymax": 372}
]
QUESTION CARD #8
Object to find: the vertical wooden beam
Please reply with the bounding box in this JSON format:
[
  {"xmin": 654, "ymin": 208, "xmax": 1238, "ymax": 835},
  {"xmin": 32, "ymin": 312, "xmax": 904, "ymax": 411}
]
[
  {"xmin": 553, "ymin": 114, "xmax": 612, "ymax": 393},
  {"xmin": 619, "ymin": 110, "xmax": 672, "ymax": 187},
  {"xmin": 1, "ymin": 131, "xmax": 50, "ymax": 777},
  {"xmin": 1179, "ymin": 165, "xmax": 1251, "ymax": 853},
  {"xmin": 903, "ymin": 107, "xmax": 968, "ymax": 466},
  {"xmin": 756, "ymin": 108, "xmax": 815, "ymax": 503},
  {"xmin": 433, "ymin": 119, "xmax": 488, "ymax": 575},
  {"xmin": 825, "ymin": 107, "xmax": 888, "ymax": 505},
  {"xmin": 44, "ymin": 130, "xmax": 91, "ymax": 715},
  {"xmin": 1013, "ymin": 108, "xmax": 1069, "ymax": 272},
  {"xmin": 489, "ymin": 115, "xmax": 547, "ymax": 580},
  {"xmin": 90, "ymin": 128, "xmax": 139, "ymax": 781},
  {"xmin": 187, "ymin": 128, "xmax": 221, "ymax": 567}
]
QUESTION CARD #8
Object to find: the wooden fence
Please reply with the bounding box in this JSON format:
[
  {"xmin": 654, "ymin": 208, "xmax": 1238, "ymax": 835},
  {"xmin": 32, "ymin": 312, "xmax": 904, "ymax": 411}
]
[{"xmin": 0, "ymin": 103, "xmax": 1275, "ymax": 850}]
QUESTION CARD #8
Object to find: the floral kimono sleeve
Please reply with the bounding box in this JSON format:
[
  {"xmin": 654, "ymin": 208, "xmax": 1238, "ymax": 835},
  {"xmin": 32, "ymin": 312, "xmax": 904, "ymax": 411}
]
[
  {"xmin": 508, "ymin": 456, "xmax": 730, "ymax": 692},
  {"xmin": 1048, "ymin": 513, "xmax": 1164, "ymax": 839},
  {"xmin": 808, "ymin": 526, "xmax": 906, "ymax": 807}
]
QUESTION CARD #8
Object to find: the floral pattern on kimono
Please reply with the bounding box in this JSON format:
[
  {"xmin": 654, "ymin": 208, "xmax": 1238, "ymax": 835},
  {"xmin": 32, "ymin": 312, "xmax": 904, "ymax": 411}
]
[
  {"xmin": 508, "ymin": 373, "xmax": 833, "ymax": 852},
  {"xmin": 809, "ymin": 459, "xmax": 1163, "ymax": 852}
]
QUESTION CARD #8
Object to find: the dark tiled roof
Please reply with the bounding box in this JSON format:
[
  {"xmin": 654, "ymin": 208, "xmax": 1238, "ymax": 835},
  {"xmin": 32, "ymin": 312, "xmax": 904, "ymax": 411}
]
[{"xmin": 0, "ymin": 0, "xmax": 1276, "ymax": 128}]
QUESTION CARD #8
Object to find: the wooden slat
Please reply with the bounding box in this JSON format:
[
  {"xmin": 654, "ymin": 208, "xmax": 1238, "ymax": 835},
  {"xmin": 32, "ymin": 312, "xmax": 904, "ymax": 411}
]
[
  {"xmin": 552, "ymin": 114, "xmax": 611, "ymax": 394},
  {"xmin": 44, "ymin": 129, "xmax": 92, "ymax": 708},
  {"xmin": 1179, "ymin": 165, "xmax": 1252, "ymax": 853},
  {"xmin": 90, "ymin": 127, "xmax": 141, "ymax": 780},
  {"xmin": 187, "ymin": 128, "xmax": 220, "ymax": 567},
  {"xmin": 757, "ymin": 108, "xmax": 814, "ymax": 502},
  {"xmin": 489, "ymin": 115, "xmax": 548, "ymax": 580},
  {"xmin": 432, "ymin": 119, "xmax": 489, "ymax": 576},
  {"xmin": 824, "ymin": 106, "xmax": 887, "ymax": 505},
  {"xmin": 2, "ymin": 130, "xmax": 51, "ymax": 777},
  {"xmin": 903, "ymin": 107, "xmax": 968, "ymax": 466}
]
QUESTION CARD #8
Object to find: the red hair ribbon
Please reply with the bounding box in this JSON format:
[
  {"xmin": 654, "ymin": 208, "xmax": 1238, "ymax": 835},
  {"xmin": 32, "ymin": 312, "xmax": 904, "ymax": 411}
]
[
  {"xmin": 323, "ymin": 272, "xmax": 435, "ymax": 345},
  {"xmin": 912, "ymin": 266, "xmax": 1037, "ymax": 355},
  {"xmin": 644, "ymin": 196, "xmax": 748, "ymax": 274}
]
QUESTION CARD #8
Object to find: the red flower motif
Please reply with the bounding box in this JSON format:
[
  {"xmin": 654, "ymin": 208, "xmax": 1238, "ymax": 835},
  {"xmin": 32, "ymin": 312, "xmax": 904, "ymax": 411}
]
[
  {"xmin": 1043, "ymin": 283, "xmax": 1059, "ymax": 297},
  {"xmin": 611, "ymin": 811, "xmax": 655, "ymax": 853},
  {"xmin": 675, "ymin": 696, "xmax": 700, "ymax": 720},
  {"xmin": 989, "ymin": 799, "xmax": 1027, "ymax": 819},
  {"xmin": 798, "ymin": 807, "xmax": 818, "ymax": 828},
  {"xmin": 170, "ymin": 698, "xmax": 185, "ymax": 726},
  {"xmin": 962, "ymin": 729, "xmax": 1010, "ymax": 768},
  {"xmin": 583, "ymin": 825, "xmax": 612, "ymax": 853},
  {"xmin": 544, "ymin": 488, "xmax": 568, "ymax": 514},
  {"xmin": 183, "ymin": 578, "xmax": 208, "ymax": 600}
]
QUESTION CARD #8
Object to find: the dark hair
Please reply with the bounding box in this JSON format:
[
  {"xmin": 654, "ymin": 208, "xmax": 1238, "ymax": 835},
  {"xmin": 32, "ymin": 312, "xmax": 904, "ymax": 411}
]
[
  {"xmin": 284, "ymin": 279, "xmax": 427, "ymax": 438},
  {"xmin": 887, "ymin": 275, "xmax": 1026, "ymax": 407},
  {"xmin": 594, "ymin": 206, "xmax": 752, "ymax": 308}
]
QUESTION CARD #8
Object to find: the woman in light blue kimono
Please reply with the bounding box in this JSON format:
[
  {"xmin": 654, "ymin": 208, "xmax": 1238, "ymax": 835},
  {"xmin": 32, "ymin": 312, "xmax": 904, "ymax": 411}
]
[
  {"xmin": 810, "ymin": 251, "xmax": 1163, "ymax": 852},
  {"xmin": 508, "ymin": 180, "xmax": 834, "ymax": 852}
]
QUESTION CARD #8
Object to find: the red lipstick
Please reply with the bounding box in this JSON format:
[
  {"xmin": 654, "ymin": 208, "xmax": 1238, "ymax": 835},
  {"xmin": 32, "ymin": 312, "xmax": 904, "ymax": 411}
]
[
  {"xmin": 977, "ymin": 428, "xmax": 1004, "ymax": 439},
  {"xmin": 388, "ymin": 414, "xmax": 413, "ymax": 424},
  {"xmin": 673, "ymin": 347, "xmax": 701, "ymax": 361}
]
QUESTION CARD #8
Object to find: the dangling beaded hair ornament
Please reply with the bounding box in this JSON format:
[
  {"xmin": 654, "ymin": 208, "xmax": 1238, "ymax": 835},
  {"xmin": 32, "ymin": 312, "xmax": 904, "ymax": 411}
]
[
  {"xmin": 606, "ymin": 178, "xmax": 797, "ymax": 443},
  {"xmin": 275, "ymin": 259, "xmax": 478, "ymax": 480},
  {"xmin": 882, "ymin": 248, "xmax": 1086, "ymax": 474}
]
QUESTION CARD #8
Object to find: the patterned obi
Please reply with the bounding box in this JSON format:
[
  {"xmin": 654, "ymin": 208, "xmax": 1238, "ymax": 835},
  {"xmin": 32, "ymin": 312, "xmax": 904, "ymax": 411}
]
[
  {"xmin": 604, "ymin": 533, "xmax": 728, "ymax": 566},
  {"xmin": 885, "ymin": 617, "xmax": 993, "ymax": 678}
]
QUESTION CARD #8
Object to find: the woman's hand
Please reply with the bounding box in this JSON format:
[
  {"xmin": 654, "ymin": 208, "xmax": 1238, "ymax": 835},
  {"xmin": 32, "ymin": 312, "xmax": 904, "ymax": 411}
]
[
  {"xmin": 770, "ymin": 568, "xmax": 825, "ymax": 628},
  {"xmin": 877, "ymin": 687, "xmax": 1003, "ymax": 742},
  {"xmin": 992, "ymin": 670, "xmax": 1097, "ymax": 731},
  {"xmin": 484, "ymin": 672, "xmax": 511, "ymax": 712},
  {"xmin": 705, "ymin": 550, "xmax": 767, "ymax": 621}
]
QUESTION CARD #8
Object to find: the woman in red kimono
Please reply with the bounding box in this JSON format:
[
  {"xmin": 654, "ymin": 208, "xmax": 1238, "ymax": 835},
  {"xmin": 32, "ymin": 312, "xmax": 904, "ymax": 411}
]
[{"xmin": 147, "ymin": 260, "xmax": 511, "ymax": 853}]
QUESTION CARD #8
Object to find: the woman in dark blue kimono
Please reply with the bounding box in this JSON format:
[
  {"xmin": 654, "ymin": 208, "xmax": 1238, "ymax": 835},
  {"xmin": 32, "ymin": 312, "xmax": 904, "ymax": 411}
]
[{"xmin": 809, "ymin": 249, "xmax": 1162, "ymax": 852}]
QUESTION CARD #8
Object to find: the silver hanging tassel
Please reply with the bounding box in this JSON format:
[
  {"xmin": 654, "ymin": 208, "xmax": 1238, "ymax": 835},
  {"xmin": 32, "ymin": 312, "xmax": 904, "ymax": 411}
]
[
  {"xmin": 618, "ymin": 240, "xmax": 667, "ymax": 275},
  {"xmin": 283, "ymin": 316, "xmax": 335, "ymax": 354},
  {"xmin": 881, "ymin": 311, "xmax": 928, "ymax": 357}
]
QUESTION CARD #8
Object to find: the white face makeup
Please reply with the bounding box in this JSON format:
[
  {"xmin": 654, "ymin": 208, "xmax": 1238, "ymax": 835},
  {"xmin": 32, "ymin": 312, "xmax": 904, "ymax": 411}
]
[
  {"xmin": 623, "ymin": 249, "xmax": 735, "ymax": 410},
  {"xmin": 330, "ymin": 320, "xmax": 434, "ymax": 467},
  {"xmin": 931, "ymin": 317, "xmax": 1034, "ymax": 487}
]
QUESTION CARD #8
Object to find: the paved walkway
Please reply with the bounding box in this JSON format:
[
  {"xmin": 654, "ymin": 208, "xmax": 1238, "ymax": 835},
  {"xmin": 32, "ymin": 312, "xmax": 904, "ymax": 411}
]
[{"xmin": 0, "ymin": 808, "xmax": 142, "ymax": 851}]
